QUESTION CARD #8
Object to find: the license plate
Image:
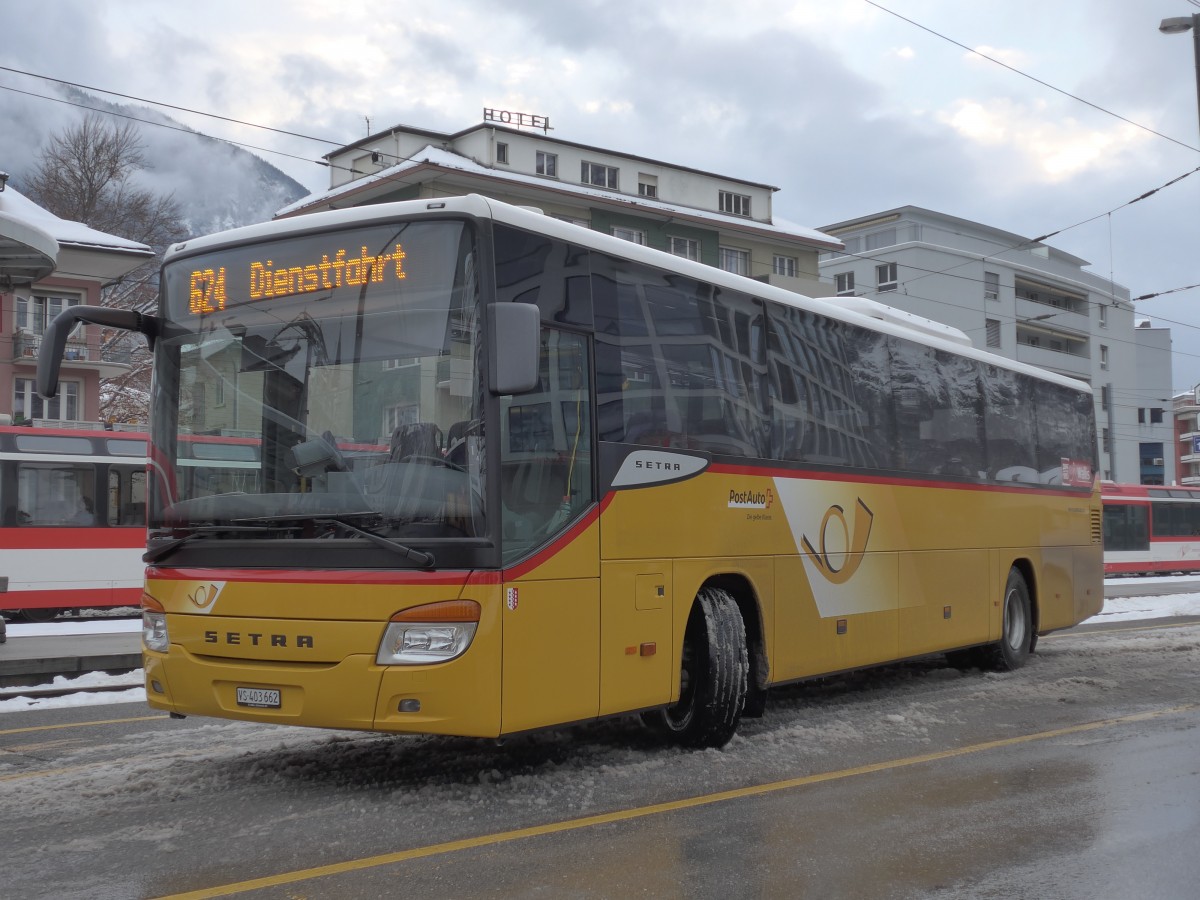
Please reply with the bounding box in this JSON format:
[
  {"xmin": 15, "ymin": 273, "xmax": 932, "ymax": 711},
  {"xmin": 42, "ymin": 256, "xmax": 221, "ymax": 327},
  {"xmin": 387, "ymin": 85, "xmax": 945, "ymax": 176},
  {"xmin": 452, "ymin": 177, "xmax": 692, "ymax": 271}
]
[{"xmin": 236, "ymin": 687, "xmax": 281, "ymax": 709}]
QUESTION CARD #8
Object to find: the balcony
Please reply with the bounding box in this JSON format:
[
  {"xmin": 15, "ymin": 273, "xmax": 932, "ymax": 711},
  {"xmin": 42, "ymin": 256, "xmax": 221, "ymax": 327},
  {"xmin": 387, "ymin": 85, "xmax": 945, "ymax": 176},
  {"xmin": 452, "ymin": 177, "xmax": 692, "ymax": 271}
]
[
  {"xmin": 1014, "ymin": 342, "xmax": 1091, "ymax": 379},
  {"xmin": 12, "ymin": 330, "xmax": 94, "ymax": 363}
]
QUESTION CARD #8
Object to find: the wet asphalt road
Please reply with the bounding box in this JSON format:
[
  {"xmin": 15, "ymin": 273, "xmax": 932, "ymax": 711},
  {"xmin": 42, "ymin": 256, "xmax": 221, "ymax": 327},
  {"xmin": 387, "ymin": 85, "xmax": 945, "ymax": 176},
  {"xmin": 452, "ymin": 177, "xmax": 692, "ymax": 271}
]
[{"xmin": 2, "ymin": 616, "xmax": 1197, "ymax": 899}]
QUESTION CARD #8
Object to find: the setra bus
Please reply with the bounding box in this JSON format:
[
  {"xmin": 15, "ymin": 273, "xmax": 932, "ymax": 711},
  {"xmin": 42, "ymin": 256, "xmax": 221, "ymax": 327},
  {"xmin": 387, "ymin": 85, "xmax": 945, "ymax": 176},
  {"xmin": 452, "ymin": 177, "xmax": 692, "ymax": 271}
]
[
  {"xmin": 1102, "ymin": 482, "xmax": 1200, "ymax": 575},
  {"xmin": 37, "ymin": 194, "xmax": 1103, "ymax": 747}
]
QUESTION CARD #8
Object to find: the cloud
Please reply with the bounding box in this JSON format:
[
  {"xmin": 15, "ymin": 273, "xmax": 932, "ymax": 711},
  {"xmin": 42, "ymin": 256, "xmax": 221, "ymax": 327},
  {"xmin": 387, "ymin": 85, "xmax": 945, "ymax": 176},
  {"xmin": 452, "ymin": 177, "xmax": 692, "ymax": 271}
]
[{"xmin": 936, "ymin": 98, "xmax": 1150, "ymax": 182}]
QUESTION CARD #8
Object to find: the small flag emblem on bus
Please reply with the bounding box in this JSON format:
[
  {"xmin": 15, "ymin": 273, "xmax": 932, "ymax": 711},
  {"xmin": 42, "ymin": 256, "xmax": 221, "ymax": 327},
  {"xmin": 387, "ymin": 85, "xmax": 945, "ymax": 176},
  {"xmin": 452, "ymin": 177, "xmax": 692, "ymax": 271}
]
[{"xmin": 506, "ymin": 588, "xmax": 519, "ymax": 611}]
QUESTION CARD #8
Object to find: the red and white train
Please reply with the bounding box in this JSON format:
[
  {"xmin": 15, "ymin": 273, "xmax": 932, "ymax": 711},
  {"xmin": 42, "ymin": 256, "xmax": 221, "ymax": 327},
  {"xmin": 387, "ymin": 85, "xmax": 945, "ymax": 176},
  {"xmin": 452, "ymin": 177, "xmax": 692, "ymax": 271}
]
[
  {"xmin": 0, "ymin": 423, "xmax": 258, "ymax": 621},
  {"xmin": 1102, "ymin": 482, "xmax": 1200, "ymax": 576}
]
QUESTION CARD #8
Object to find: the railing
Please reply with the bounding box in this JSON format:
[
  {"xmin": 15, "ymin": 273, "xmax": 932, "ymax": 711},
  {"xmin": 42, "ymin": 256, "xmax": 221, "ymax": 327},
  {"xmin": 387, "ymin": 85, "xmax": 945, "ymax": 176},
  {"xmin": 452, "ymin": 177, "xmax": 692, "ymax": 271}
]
[{"xmin": 12, "ymin": 331, "xmax": 93, "ymax": 362}]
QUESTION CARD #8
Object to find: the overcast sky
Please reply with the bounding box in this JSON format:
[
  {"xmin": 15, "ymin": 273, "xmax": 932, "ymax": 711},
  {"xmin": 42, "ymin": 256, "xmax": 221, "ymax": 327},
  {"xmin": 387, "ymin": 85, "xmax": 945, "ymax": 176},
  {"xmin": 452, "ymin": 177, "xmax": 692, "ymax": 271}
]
[{"xmin": 4, "ymin": 0, "xmax": 1200, "ymax": 390}]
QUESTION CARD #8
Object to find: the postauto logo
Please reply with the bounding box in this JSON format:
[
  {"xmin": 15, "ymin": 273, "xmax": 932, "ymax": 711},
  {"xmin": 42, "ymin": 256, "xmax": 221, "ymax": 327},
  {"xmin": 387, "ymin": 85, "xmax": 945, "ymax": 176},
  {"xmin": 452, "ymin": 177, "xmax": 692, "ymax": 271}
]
[{"xmin": 728, "ymin": 487, "xmax": 774, "ymax": 509}]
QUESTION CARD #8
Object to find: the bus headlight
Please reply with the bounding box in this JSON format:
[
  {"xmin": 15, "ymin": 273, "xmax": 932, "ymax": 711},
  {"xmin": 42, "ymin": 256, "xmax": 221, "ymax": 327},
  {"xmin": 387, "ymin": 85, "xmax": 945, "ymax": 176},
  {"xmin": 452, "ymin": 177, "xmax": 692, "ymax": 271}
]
[
  {"xmin": 142, "ymin": 592, "xmax": 169, "ymax": 653},
  {"xmin": 376, "ymin": 600, "xmax": 480, "ymax": 665}
]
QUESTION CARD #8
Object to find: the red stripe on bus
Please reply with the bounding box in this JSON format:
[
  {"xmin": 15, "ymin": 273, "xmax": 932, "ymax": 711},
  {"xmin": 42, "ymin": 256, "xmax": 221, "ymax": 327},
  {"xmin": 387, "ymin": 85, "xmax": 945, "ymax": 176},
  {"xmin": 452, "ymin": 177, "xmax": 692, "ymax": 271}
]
[
  {"xmin": 144, "ymin": 567, "xmax": 493, "ymax": 586},
  {"xmin": 502, "ymin": 504, "xmax": 604, "ymax": 580}
]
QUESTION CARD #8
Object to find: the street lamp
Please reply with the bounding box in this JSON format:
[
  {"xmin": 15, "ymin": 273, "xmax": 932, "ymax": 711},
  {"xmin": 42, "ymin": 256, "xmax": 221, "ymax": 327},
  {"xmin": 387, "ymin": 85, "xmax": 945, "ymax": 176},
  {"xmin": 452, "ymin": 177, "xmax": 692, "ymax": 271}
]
[{"xmin": 1159, "ymin": 13, "xmax": 1200, "ymax": 141}]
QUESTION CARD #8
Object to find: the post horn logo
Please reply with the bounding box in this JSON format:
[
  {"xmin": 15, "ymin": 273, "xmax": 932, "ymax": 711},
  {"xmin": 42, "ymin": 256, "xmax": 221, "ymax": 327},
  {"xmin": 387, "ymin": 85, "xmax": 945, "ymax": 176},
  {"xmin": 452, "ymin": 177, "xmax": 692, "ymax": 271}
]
[
  {"xmin": 801, "ymin": 498, "xmax": 875, "ymax": 585},
  {"xmin": 187, "ymin": 583, "xmax": 224, "ymax": 612}
]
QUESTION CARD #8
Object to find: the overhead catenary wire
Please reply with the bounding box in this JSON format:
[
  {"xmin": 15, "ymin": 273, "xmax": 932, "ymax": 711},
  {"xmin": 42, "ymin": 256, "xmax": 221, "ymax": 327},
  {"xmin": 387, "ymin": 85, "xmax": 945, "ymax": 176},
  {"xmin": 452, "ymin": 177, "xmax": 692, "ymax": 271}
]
[{"xmin": 9, "ymin": 50, "xmax": 1200, "ymax": 378}]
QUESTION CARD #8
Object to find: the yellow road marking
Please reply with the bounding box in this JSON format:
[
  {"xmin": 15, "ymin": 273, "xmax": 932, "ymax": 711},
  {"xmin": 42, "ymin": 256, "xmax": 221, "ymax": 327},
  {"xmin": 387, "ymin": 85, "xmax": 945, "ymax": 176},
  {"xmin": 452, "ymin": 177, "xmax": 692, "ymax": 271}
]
[
  {"xmin": 155, "ymin": 703, "xmax": 1198, "ymax": 899},
  {"xmin": 0, "ymin": 715, "xmax": 164, "ymax": 737}
]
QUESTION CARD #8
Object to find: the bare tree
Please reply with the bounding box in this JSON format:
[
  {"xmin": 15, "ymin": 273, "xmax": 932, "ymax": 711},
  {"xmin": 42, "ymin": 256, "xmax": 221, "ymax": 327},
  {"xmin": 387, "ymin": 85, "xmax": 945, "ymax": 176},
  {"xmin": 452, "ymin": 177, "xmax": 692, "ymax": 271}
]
[{"xmin": 26, "ymin": 115, "xmax": 189, "ymax": 423}]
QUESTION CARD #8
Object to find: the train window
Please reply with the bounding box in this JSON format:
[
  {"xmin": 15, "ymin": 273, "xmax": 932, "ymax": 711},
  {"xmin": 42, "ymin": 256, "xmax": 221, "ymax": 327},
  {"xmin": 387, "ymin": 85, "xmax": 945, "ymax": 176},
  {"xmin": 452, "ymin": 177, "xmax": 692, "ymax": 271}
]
[
  {"xmin": 16, "ymin": 463, "xmax": 97, "ymax": 525},
  {"xmin": 190, "ymin": 443, "xmax": 257, "ymax": 461},
  {"xmin": 105, "ymin": 439, "xmax": 145, "ymax": 457},
  {"xmin": 1102, "ymin": 504, "xmax": 1149, "ymax": 551},
  {"xmin": 108, "ymin": 466, "xmax": 147, "ymax": 526},
  {"xmin": 14, "ymin": 435, "xmax": 94, "ymax": 455}
]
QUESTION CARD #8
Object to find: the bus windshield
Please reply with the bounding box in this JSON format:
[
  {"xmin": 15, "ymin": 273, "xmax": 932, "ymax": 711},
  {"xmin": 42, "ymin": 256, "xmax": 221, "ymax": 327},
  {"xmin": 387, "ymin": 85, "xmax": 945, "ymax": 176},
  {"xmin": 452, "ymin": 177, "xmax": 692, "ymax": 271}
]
[{"xmin": 150, "ymin": 219, "xmax": 485, "ymax": 550}]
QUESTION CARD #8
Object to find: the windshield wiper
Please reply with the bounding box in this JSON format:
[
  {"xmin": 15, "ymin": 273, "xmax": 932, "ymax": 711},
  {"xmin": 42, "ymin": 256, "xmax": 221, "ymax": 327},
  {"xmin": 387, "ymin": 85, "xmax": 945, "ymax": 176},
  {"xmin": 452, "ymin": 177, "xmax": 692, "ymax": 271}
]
[
  {"xmin": 320, "ymin": 517, "xmax": 436, "ymax": 568},
  {"xmin": 144, "ymin": 524, "xmax": 285, "ymax": 564},
  {"xmin": 227, "ymin": 513, "xmax": 436, "ymax": 568}
]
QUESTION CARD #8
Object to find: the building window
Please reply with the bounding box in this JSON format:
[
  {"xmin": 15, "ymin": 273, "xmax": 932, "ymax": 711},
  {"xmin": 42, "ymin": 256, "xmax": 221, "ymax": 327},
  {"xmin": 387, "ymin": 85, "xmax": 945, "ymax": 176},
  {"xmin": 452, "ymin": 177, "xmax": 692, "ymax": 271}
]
[
  {"xmin": 1099, "ymin": 304, "xmax": 1108, "ymax": 328},
  {"xmin": 1101, "ymin": 384, "xmax": 1110, "ymax": 411},
  {"xmin": 876, "ymin": 262, "xmax": 898, "ymax": 292},
  {"xmin": 582, "ymin": 161, "xmax": 619, "ymax": 189},
  {"xmin": 984, "ymin": 271, "xmax": 999, "ymax": 301},
  {"xmin": 719, "ymin": 191, "xmax": 752, "ymax": 217},
  {"xmin": 536, "ymin": 150, "xmax": 557, "ymax": 177},
  {"xmin": 773, "ymin": 255, "xmax": 797, "ymax": 278},
  {"xmin": 668, "ymin": 236, "xmax": 699, "ymax": 260},
  {"xmin": 612, "ymin": 226, "xmax": 646, "ymax": 245},
  {"xmin": 1102, "ymin": 428, "xmax": 1112, "ymax": 454},
  {"xmin": 719, "ymin": 246, "xmax": 750, "ymax": 275},
  {"xmin": 17, "ymin": 294, "xmax": 83, "ymax": 336},
  {"xmin": 14, "ymin": 377, "xmax": 78, "ymax": 423},
  {"xmin": 1151, "ymin": 407, "xmax": 1164, "ymax": 424},
  {"xmin": 496, "ymin": 142, "xmax": 509, "ymax": 165},
  {"xmin": 638, "ymin": 174, "xmax": 658, "ymax": 198},
  {"xmin": 985, "ymin": 318, "xmax": 1001, "ymax": 348},
  {"xmin": 1100, "ymin": 345, "xmax": 1109, "ymax": 370},
  {"xmin": 835, "ymin": 272, "xmax": 855, "ymax": 296}
]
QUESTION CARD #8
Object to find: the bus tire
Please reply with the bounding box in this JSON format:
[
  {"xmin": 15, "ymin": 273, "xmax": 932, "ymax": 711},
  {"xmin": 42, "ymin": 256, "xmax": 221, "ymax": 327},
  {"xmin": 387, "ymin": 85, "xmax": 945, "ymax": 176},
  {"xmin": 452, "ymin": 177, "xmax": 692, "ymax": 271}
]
[
  {"xmin": 978, "ymin": 567, "xmax": 1032, "ymax": 671},
  {"xmin": 641, "ymin": 586, "xmax": 748, "ymax": 749}
]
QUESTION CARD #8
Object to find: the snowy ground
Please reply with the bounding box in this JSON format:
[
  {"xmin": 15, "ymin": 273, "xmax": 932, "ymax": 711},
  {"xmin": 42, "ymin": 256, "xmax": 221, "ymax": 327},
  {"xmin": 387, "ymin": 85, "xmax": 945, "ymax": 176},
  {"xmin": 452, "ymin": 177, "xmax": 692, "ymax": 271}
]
[{"xmin": 3, "ymin": 577, "xmax": 1199, "ymax": 716}]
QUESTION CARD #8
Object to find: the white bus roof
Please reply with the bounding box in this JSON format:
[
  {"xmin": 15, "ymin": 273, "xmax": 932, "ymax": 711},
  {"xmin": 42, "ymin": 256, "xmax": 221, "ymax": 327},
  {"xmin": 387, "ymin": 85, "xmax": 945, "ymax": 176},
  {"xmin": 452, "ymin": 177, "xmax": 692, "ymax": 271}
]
[{"xmin": 164, "ymin": 194, "xmax": 1092, "ymax": 396}]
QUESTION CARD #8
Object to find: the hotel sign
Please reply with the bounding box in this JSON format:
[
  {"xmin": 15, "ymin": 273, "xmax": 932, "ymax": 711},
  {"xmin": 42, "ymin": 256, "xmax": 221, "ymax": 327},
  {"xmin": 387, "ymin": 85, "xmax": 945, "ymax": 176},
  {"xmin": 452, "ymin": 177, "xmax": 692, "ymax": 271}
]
[{"xmin": 483, "ymin": 108, "xmax": 551, "ymax": 132}]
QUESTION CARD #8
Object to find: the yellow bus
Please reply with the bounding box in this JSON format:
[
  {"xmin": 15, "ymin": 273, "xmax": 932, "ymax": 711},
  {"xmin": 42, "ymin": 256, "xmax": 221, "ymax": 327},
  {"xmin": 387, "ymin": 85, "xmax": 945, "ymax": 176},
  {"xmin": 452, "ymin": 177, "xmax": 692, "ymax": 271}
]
[{"xmin": 38, "ymin": 195, "xmax": 1103, "ymax": 748}]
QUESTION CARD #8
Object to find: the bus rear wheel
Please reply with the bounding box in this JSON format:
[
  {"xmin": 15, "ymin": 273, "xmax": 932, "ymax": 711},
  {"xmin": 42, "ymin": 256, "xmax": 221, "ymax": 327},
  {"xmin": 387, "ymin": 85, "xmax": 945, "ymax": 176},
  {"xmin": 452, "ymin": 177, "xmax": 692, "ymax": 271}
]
[
  {"xmin": 978, "ymin": 567, "xmax": 1032, "ymax": 671},
  {"xmin": 641, "ymin": 586, "xmax": 748, "ymax": 749}
]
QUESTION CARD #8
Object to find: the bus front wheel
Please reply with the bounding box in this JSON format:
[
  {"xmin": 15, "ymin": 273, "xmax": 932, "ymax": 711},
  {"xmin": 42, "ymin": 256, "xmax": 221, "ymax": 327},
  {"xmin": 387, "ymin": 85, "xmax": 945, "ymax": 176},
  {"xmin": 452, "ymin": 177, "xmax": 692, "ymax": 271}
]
[{"xmin": 642, "ymin": 586, "xmax": 748, "ymax": 749}]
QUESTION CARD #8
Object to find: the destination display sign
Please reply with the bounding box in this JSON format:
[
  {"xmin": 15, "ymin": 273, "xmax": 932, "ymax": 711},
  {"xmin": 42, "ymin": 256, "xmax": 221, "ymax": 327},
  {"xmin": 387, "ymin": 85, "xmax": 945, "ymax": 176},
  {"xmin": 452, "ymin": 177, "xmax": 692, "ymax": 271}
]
[{"xmin": 188, "ymin": 243, "xmax": 408, "ymax": 317}]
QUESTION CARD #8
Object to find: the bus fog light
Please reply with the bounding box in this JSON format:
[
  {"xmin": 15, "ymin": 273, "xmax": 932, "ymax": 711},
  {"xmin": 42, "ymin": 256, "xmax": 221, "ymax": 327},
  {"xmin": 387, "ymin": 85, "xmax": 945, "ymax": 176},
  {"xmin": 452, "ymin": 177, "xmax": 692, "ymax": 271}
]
[
  {"xmin": 398, "ymin": 699, "xmax": 421, "ymax": 712},
  {"xmin": 143, "ymin": 610, "xmax": 169, "ymax": 652},
  {"xmin": 376, "ymin": 621, "xmax": 478, "ymax": 665}
]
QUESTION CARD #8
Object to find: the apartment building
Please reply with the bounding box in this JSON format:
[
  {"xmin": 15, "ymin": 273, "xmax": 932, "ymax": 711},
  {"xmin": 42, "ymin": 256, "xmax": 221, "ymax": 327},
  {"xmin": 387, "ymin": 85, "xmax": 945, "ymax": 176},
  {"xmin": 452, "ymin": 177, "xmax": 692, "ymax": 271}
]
[{"xmin": 818, "ymin": 206, "xmax": 1173, "ymax": 485}]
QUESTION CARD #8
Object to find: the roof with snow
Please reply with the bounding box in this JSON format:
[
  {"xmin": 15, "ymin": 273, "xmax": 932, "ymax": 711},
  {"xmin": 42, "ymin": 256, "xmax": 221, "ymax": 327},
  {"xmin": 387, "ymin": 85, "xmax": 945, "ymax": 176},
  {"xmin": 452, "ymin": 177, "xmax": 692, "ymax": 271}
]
[
  {"xmin": 277, "ymin": 145, "xmax": 841, "ymax": 251},
  {"xmin": 0, "ymin": 183, "xmax": 153, "ymax": 287}
]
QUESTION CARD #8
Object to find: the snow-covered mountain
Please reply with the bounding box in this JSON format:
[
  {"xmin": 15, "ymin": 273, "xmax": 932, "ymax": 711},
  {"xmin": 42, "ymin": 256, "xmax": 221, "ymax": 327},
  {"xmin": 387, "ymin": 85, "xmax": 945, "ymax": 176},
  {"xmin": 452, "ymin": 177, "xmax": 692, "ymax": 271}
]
[{"xmin": 0, "ymin": 85, "xmax": 311, "ymax": 238}]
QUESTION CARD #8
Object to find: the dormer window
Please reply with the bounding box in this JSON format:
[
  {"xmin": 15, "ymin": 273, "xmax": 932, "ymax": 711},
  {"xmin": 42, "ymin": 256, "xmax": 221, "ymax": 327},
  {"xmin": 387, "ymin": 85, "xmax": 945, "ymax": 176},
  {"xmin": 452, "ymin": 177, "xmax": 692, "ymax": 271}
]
[{"xmin": 719, "ymin": 191, "xmax": 751, "ymax": 217}]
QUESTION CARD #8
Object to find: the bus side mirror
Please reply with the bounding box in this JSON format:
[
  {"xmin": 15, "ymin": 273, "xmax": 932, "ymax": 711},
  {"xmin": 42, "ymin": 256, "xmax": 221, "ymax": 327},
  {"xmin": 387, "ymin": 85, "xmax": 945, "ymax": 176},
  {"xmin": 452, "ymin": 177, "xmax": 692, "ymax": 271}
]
[
  {"xmin": 488, "ymin": 302, "xmax": 540, "ymax": 394},
  {"xmin": 37, "ymin": 306, "xmax": 161, "ymax": 399}
]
